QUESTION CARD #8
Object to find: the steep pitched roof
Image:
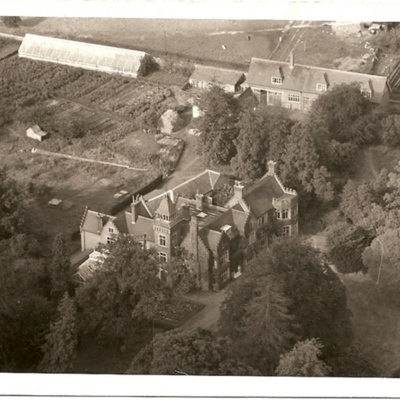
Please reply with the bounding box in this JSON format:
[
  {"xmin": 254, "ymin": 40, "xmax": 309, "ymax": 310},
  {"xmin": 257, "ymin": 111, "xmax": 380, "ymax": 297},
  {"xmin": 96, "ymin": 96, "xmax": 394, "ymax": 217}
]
[
  {"xmin": 243, "ymin": 175, "xmax": 285, "ymax": 219},
  {"xmin": 80, "ymin": 209, "xmax": 116, "ymax": 234},
  {"xmin": 190, "ymin": 64, "xmax": 245, "ymax": 86},
  {"xmin": 204, "ymin": 208, "xmax": 249, "ymax": 236},
  {"xmin": 247, "ymin": 57, "xmax": 388, "ymax": 104},
  {"xmin": 155, "ymin": 193, "xmax": 177, "ymax": 216},
  {"xmin": 124, "ymin": 212, "xmax": 155, "ymax": 242},
  {"xmin": 199, "ymin": 228, "xmax": 223, "ymax": 252}
]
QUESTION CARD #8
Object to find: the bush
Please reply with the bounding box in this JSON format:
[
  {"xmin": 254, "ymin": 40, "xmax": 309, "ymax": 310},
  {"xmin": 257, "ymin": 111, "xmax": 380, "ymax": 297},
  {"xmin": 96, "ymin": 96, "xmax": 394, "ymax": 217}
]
[
  {"xmin": 381, "ymin": 114, "xmax": 400, "ymax": 146},
  {"xmin": 137, "ymin": 54, "xmax": 159, "ymax": 77},
  {"xmin": 1, "ymin": 16, "xmax": 21, "ymax": 28}
]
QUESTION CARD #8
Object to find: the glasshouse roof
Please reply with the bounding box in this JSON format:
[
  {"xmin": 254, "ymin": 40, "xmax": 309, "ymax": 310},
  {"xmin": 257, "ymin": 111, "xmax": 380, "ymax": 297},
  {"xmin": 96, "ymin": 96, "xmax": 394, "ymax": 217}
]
[{"xmin": 18, "ymin": 34, "xmax": 147, "ymax": 78}]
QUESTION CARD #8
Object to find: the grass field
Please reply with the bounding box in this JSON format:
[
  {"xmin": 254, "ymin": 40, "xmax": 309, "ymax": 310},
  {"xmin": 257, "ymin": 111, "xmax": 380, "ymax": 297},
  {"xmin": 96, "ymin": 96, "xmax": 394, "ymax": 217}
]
[{"xmin": 3, "ymin": 18, "xmax": 285, "ymax": 67}]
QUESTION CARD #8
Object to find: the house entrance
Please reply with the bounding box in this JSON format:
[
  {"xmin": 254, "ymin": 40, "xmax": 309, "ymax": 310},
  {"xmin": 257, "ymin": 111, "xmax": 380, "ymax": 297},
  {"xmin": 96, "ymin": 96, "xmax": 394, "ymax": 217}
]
[{"xmin": 267, "ymin": 91, "xmax": 282, "ymax": 107}]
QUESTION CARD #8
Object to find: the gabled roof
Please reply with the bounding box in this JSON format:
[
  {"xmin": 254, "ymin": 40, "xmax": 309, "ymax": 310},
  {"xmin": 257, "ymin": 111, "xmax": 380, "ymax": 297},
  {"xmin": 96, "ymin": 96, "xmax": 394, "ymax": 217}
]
[
  {"xmin": 204, "ymin": 208, "xmax": 249, "ymax": 237},
  {"xmin": 246, "ymin": 57, "xmax": 388, "ymax": 104},
  {"xmin": 19, "ymin": 34, "xmax": 146, "ymax": 78},
  {"xmin": 29, "ymin": 125, "xmax": 47, "ymax": 135},
  {"xmin": 243, "ymin": 175, "xmax": 286, "ymax": 219},
  {"xmin": 124, "ymin": 212, "xmax": 155, "ymax": 242},
  {"xmin": 80, "ymin": 209, "xmax": 116, "ymax": 234},
  {"xmin": 190, "ymin": 64, "xmax": 245, "ymax": 86},
  {"xmin": 199, "ymin": 228, "xmax": 223, "ymax": 252}
]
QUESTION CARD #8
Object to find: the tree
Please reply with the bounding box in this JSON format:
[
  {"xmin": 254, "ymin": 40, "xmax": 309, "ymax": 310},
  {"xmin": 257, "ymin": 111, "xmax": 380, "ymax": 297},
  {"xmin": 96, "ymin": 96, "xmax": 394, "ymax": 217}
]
[
  {"xmin": 327, "ymin": 341, "xmax": 377, "ymax": 377},
  {"xmin": 0, "ymin": 169, "xmax": 25, "ymax": 240},
  {"xmin": 212, "ymin": 184, "xmax": 234, "ymax": 207},
  {"xmin": 0, "ymin": 237, "xmax": 54, "ymax": 371},
  {"xmin": 362, "ymin": 228, "xmax": 400, "ymax": 304},
  {"xmin": 196, "ymin": 86, "xmax": 239, "ymax": 165},
  {"xmin": 232, "ymin": 106, "xmax": 292, "ymax": 181},
  {"xmin": 238, "ymin": 275, "xmax": 299, "ymax": 374},
  {"xmin": 276, "ymin": 338, "xmax": 331, "ymax": 377},
  {"xmin": 265, "ymin": 238, "xmax": 353, "ymax": 356},
  {"xmin": 127, "ymin": 328, "xmax": 259, "ymax": 375},
  {"xmin": 327, "ymin": 222, "xmax": 373, "ymax": 274},
  {"xmin": 38, "ymin": 293, "xmax": 77, "ymax": 373},
  {"xmin": 137, "ymin": 54, "xmax": 159, "ymax": 77},
  {"xmin": 49, "ymin": 234, "xmax": 72, "ymax": 303},
  {"xmin": 76, "ymin": 236, "xmax": 166, "ymax": 342},
  {"xmin": 0, "ymin": 17, "xmax": 21, "ymax": 28}
]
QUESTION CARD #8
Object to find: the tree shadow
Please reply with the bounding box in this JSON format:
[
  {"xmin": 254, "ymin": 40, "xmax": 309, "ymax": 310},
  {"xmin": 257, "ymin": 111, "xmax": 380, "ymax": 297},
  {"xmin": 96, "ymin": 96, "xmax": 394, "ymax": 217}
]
[{"xmin": 20, "ymin": 17, "xmax": 47, "ymax": 28}]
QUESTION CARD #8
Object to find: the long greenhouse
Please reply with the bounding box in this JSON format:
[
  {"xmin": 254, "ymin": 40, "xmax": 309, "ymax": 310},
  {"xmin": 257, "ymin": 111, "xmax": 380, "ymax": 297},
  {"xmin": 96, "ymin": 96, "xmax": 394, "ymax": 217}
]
[{"xmin": 18, "ymin": 34, "xmax": 147, "ymax": 78}]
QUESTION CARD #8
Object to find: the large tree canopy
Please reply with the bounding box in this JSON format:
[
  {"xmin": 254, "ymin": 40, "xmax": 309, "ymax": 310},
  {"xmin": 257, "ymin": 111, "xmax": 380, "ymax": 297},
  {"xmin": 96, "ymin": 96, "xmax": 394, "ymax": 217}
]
[
  {"xmin": 75, "ymin": 236, "xmax": 167, "ymax": 342},
  {"xmin": 127, "ymin": 327, "xmax": 258, "ymax": 375},
  {"xmin": 276, "ymin": 338, "xmax": 331, "ymax": 377},
  {"xmin": 196, "ymin": 86, "xmax": 239, "ymax": 165}
]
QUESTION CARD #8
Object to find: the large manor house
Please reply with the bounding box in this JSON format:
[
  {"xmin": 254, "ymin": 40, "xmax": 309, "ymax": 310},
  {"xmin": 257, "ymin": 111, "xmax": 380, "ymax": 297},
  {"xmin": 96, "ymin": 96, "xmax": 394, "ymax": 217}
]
[{"xmin": 80, "ymin": 161, "xmax": 298, "ymax": 291}]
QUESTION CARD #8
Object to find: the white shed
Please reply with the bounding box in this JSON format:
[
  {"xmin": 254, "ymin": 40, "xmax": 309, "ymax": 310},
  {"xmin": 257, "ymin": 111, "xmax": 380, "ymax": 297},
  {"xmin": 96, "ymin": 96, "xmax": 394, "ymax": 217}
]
[{"xmin": 26, "ymin": 125, "xmax": 48, "ymax": 142}]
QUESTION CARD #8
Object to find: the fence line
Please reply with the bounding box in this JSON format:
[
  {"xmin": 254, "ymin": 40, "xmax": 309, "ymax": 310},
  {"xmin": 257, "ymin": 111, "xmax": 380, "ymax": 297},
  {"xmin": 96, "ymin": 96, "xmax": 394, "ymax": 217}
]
[{"xmin": 31, "ymin": 148, "xmax": 148, "ymax": 171}]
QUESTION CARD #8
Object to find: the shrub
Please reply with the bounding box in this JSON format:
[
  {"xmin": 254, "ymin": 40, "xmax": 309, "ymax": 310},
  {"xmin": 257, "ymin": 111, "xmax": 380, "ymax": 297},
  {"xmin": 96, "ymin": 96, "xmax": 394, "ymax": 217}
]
[{"xmin": 1, "ymin": 16, "xmax": 21, "ymax": 28}]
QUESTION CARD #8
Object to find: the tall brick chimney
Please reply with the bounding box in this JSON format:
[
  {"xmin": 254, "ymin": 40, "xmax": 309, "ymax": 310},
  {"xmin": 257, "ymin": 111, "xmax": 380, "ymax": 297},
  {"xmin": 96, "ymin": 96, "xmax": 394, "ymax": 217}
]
[
  {"xmin": 189, "ymin": 215, "xmax": 198, "ymax": 259},
  {"xmin": 195, "ymin": 192, "xmax": 204, "ymax": 211},
  {"xmin": 234, "ymin": 180, "xmax": 244, "ymax": 201},
  {"xmin": 181, "ymin": 203, "xmax": 190, "ymax": 220},
  {"xmin": 131, "ymin": 195, "xmax": 141, "ymax": 224},
  {"xmin": 267, "ymin": 160, "xmax": 276, "ymax": 176}
]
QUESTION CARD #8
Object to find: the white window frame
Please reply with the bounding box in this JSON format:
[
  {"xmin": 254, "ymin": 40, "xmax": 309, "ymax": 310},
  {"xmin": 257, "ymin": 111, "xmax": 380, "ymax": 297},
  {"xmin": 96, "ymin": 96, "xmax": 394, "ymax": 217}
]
[
  {"xmin": 159, "ymin": 252, "xmax": 167, "ymax": 263},
  {"xmin": 108, "ymin": 227, "xmax": 114, "ymax": 233},
  {"xmin": 258, "ymin": 215, "xmax": 265, "ymax": 226},
  {"xmin": 249, "ymin": 230, "xmax": 256, "ymax": 244},
  {"xmin": 288, "ymin": 94, "xmax": 300, "ymax": 103},
  {"xmin": 361, "ymin": 89, "xmax": 372, "ymax": 98},
  {"xmin": 282, "ymin": 209, "xmax": 289, "ymax": 219},
  {"xmin": 271, "ymin": 76, "xmax": 282, "ymax": 85},
  {"xmin": 106, "ymin": 236, "xmax": 115, "ymax": 245},
  {"xmin": 316, "ymin": 83, "xmax": 327, "ymax": 92},
  {"xmin": 159, "ymin": 234, "xmax": 166, "ymax": 247},
  {"xmin": 274, "ymin": 208, "xmax": 281, "ymax": 219}
]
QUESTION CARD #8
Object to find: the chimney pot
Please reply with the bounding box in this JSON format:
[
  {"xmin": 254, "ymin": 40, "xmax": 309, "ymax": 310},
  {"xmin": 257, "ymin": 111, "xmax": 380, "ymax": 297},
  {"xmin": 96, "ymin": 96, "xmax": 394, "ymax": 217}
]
[{"xmin": 267, "ymin": 160, "xmax": 276, "ymax": 176}]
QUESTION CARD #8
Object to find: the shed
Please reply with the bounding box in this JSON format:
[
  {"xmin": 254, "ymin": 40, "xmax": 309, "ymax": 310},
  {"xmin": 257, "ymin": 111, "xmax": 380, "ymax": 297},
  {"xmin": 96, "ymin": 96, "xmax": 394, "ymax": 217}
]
[
  {"xmin": 26, "ymin": 125, "xmax": 48, "ymax": 142},
  {"xmin": 189, "ymin": 64, "xmax": 246, "ymax": 93}
]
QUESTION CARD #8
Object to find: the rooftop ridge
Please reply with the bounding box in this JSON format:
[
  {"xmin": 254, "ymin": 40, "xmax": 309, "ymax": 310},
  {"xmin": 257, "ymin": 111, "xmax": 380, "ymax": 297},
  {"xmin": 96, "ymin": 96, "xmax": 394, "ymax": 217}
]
[
  {"xmin": 193, "ymin": 63, "xmax": 245, "ymax": 74},
  {"xmin": 249, "ymin": 57, "xmax": 387, "ymax": 81},
  {"xmin": 80, "ymin": 206, "xmax": 89, "ymax": 230}
]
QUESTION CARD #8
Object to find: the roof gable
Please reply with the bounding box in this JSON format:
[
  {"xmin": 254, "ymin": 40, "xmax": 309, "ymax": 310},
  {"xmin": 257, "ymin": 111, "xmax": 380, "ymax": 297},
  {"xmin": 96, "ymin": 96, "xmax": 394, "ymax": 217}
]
[{"xmin": 80, "ymin": 209, "xmax": 116, "ymax": 234}]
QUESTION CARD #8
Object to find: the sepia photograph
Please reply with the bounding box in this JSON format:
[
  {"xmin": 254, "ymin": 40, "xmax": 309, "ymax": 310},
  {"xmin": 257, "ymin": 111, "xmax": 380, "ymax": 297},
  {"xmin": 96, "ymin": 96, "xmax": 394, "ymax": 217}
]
[{"xmin": 1, "ymin": 1, "xmax": 400, "ymax": 397}]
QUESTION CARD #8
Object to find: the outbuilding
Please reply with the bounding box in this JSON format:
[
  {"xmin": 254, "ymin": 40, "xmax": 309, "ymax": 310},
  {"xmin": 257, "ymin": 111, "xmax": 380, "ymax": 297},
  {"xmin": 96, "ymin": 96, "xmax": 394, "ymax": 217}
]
[{"xmin": 26, "ymin": 125, "xmax": 48, "ymax": 142}]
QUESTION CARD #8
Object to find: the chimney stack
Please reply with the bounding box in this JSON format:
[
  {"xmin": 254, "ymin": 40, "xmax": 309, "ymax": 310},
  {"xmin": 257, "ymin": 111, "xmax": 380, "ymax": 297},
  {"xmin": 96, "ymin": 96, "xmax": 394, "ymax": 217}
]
[
  {"xmin": 131, "ymin": 195, "xmax": 141, "ymax": 224},
  {"xmin": 195, "ymin": 191, "xmax": 204, "ymax": 211},
  {"xmin": 234, "ymin": 180, "xmax": 244, "ymax": 201},
  {"xmin": 189, "ymin": 215, "xmax": 199, "ymax": 259},
  {"xmin": 289, "ymin": 52, "xmax": 295, "ymax": 69},
  {"xmin": 267, "ymin": 160, "xmax": 276, "ymax": 176},
  {"xmin": 181, "ymin": 203, "xmax": 190, "ymax": 220}
]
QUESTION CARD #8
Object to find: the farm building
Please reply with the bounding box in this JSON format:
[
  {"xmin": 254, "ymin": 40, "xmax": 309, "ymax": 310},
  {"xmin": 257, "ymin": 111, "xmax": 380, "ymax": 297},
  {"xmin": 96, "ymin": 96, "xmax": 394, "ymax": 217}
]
[
  {"xmin": 26, "ymin": 125, "xmax": 48, "ymax": 141},
  {"xmin": 189, "ymin": 64, "xmax": 246, "ymax": 93},
  {"xmin": 18, "ymin": 34, "xmax": 147, "ymax": 78},
  {"xmin": 80, "ymin": 162, "xmax": 298, "ymax": 291},
  {"xmin": 246, "ymin": 53, "xmax": 390, "ymax": 111}
]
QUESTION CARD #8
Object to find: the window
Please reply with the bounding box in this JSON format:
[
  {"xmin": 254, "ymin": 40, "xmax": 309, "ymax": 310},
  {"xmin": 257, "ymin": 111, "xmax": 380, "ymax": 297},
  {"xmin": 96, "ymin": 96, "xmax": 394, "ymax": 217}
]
[
  {"xmin": 220, "ymin": 269, "xmax": 230, "ymax": 282},
  {"xmin": 288, "ymin": 94, "xmax": 300, "ymax": 103},
  {"xmin": 281, "ymin": 226, "xmax": 290, "ymax": 237},
  {"xmin": 361, "ymin": 89, "xmax": 372, "ymax": 98},
  {"xmin": 223, "ymin": 250, "xmax": 229, "ymax": 262},
  {"xmin": 259, "ymin": 229, "xmax": 266, "ymax": 245},
  {"xmin": 271, "ymin": 76, "xmax": 282, "ymax": 84},
  {"xmin": 158, "ymin": 252, "xmax": 167, "ymax": 263},
  {"xmin": 108, "ymin": 227, "xmax": 114, "ymax": 233},
  {"xmin": 316, "ymin": 83, "xmax": 327, "ymax": 92},
  {"xmin": 274, "ymin": 208, "xmax": 281, "ymax": 219},
  {"xmin": 282, "ymin": 209, "xmax": 289, "ymax": 219},
  {"xmin": 159, "ymin": 234, "xmax": 166, "ymax": 247},
  {"xmin": 106, "ymin": 236, "xmax": 115, "ymax": 245},
  {"xmin": 258, "ymin": 216, "xmax": 265, "ymax": 226},
  {"xmin": 249, "ymin": 230, "xmax": 256, "ymax": 244}
]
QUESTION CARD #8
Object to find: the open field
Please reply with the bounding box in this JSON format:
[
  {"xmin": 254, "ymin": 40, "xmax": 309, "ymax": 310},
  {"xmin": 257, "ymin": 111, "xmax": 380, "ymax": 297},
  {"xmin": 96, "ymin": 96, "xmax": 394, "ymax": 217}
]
[{"xmin": 2, "ymin": 18, "xmax": 286, "ymax": 67}]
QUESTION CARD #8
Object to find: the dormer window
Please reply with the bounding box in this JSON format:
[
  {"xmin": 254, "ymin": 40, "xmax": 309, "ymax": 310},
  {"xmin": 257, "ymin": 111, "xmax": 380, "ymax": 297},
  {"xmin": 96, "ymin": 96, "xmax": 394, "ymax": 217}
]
[
  {"xmin": 108, "ymin": 227, "xmax": 114, "ymax": 233},
  {"xmin": 316, "ymin": 83, "xmax": 327, "ymax": 92},
  {"xmin": 271, "ymin": 76, "xmax": 282, "ymax": 85},
  {"xmin": 361, "ymin": 89, "xmax": 372, "ymax": 98}
]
